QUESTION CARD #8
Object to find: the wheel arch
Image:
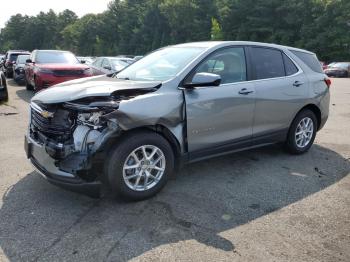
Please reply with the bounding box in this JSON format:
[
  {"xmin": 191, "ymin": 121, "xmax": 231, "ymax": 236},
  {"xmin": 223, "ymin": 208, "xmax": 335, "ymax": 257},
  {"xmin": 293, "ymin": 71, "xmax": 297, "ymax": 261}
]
[
  {"xmin": 295, "ymin": 104, "xmax": 322, "ymax": 130},
  {"xmin": 99, "ymin": 125, "xmax": 183, "ymax": 167}
]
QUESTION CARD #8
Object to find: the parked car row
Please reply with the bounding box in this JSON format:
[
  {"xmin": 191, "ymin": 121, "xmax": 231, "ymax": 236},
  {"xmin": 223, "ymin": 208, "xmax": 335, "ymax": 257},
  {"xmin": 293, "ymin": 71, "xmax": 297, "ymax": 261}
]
[
  {"xmin": 91, "ymin": 57, "xmax": 132, "ymax": 75},
  {"xmin": 0, "ymin": 50, "xmax": 31, "ymax": 78},
  {"xmin": 0, "ymin": 49, "xmax": 142, "ymax": 92},
  {"xmin": 320, "ymin": 61, "xmax": 350, "ymax": 78},
  {"xmin": 324, "ymin": 62, "xmax": 350, "ymax": 78}
]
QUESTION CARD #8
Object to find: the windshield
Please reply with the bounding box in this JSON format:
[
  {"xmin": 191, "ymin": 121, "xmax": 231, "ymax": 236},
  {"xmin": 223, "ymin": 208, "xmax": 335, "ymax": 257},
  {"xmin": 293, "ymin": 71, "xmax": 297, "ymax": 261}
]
[
  {"xmin": 330, "ymin": 63, "xmax": 349, "ymax": 69},
  {"xmin": 17, "ymin": 55, "xmax": 30, "ymax": 64},
  {"xmin": 36, "ymin": 51, "xmax": 79, "ymax": 64},
  {"xmin": 116, "ymin": 47, "xmax": 205, "ymax": 81}
]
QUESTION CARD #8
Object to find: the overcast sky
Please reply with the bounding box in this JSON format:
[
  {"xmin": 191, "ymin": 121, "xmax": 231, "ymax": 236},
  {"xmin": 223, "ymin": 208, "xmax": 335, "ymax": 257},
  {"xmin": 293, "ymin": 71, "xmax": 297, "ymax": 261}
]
[{"xmin": 0, "ymin": 0, "xmax": 112, "ymax": 29}]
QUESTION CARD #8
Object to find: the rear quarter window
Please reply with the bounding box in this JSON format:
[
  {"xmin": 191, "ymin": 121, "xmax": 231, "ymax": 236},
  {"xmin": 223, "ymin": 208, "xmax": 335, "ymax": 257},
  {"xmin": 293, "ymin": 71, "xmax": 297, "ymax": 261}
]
[
  {"xmin": 251, "ymin": 47, "xmax": 285, "ymax": 79},
  {"xmin": 290, "ymin": 50, "xmax": 323, "ymax": 73},
  {"xmin": 282, "ymin": 53, "xmax": 299, "ymax": 76}
]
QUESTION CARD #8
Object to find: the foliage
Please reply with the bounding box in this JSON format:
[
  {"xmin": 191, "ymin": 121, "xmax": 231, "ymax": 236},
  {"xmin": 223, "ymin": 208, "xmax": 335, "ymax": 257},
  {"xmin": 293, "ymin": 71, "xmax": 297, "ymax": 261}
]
[{"xmin": 0, "ymin": 0, "xmax": 349, "ymax": 61}]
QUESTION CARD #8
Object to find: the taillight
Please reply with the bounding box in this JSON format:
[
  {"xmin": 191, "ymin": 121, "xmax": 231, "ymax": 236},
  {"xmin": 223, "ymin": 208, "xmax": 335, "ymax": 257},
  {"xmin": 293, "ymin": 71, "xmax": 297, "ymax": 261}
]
[{"xmin": 324, "ymin": 78, "xmax": 331, "ymax": 88}]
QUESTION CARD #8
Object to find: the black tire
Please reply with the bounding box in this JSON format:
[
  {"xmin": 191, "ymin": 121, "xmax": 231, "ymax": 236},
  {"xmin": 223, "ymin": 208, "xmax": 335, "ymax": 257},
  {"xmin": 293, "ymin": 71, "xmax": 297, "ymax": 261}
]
[
  {"xmin": 105, "ymin": 130, "xmax": 175, "ymax": 201},
  {"xmin": 5, "ymin": 70, "xmax": 13, "ymax": 78},
  {"xmin": 25, "ymin": 77, "xmax": 33, "ymax": 91},
  {"xmin": 0, "ymin": 74, "xmax": 8, "ymax": 102},
  {"xmin": 285, "ymin": 109, "xmax": 318, "ymax": 154}
]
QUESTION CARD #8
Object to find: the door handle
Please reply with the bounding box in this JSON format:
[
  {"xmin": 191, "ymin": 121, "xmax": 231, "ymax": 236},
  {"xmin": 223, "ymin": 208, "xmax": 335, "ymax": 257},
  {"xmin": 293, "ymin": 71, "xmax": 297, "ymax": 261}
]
[
  {"xmin": 238, "ymin": 88, "xmax": 253, "ymax": 95},
  {"xmin": 293, "ymin": 81, "xmax": 304, "ymax": 87}
]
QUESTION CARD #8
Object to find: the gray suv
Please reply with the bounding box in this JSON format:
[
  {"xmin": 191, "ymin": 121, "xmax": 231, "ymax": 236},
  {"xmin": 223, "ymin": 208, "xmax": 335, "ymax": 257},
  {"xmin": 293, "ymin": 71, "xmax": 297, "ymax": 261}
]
[{"xmin": 25, "ymin": 41, "xmax": 330, "ymax": 200}]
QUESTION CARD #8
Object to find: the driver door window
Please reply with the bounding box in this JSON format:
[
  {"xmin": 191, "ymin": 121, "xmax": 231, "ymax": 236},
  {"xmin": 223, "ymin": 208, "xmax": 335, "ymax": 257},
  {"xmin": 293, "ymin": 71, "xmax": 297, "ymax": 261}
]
[{"xmin": 193, "ymin": 47, "xmax": 247, "ymax": 84}]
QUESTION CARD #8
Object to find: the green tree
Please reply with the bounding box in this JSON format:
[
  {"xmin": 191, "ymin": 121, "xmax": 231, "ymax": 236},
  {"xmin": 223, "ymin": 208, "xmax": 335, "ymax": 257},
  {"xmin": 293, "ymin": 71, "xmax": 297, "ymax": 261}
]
[
  {"xmin": 211, "ymin": 18, "xmax": 223, "ymax": 40},
  {"xmin": 1, "ymin": 0, "xmax": 350, "ymax": 61}
]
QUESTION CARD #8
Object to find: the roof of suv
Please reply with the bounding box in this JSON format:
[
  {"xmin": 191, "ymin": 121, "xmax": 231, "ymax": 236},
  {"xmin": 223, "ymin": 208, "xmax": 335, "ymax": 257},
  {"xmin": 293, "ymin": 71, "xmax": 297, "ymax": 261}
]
[
  {"xmin": 8, "ymin": 50, "xmax": 29, "ymax": 52},
  {"xmin": 173, "ymin": 41, "xmax": 315, "ymax": 55},
  {"xmin": 34, "ymin": 50, "xmax": 72, "ymax": 53}
]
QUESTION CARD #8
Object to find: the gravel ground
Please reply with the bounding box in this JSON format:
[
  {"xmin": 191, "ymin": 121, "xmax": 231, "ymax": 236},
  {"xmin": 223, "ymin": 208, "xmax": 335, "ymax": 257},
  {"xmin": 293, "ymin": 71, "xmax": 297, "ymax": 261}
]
[{"xmin": 0, "ymin": 78, "xmax": 349, "ymax": 262}]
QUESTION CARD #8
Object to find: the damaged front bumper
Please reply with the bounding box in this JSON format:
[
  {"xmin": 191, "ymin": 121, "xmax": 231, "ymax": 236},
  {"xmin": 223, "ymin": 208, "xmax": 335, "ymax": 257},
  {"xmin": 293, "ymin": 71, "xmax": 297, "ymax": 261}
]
[{"xmin": 25, "ymin": 134, "xmax": 101, "ymax": 198}]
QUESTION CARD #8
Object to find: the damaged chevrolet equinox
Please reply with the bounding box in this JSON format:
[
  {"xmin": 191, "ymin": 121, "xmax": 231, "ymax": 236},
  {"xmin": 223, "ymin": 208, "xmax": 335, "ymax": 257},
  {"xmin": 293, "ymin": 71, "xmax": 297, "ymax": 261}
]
[{"xmin": 25, "ymin": 41, "xmax": 330, "ymax": 200}]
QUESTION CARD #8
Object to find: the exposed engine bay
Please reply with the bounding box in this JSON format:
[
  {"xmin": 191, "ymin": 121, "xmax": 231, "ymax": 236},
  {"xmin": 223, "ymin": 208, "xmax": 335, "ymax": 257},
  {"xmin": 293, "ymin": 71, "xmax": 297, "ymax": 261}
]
[{"xmin": 29, "ymin": 88, "xmax": 160, "ymax": 180}]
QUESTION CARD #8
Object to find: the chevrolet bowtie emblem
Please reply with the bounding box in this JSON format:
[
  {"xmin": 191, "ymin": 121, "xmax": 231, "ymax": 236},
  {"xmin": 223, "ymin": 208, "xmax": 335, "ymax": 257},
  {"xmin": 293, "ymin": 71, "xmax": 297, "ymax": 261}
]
[{"xmin": 40, "ymin": 110, "xmax": 54, "ymax": 118}]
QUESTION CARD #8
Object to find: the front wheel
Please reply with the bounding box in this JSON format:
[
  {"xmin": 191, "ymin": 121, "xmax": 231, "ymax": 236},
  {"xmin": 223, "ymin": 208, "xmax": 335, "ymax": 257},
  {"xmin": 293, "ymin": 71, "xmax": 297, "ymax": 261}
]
[
  {"xmin": 285, "ymin": 109, "xmax": 317, "ymax": 154},
  {"xmin": 105, "ymin": 131, "xmax": 175, "ymax": 201}
]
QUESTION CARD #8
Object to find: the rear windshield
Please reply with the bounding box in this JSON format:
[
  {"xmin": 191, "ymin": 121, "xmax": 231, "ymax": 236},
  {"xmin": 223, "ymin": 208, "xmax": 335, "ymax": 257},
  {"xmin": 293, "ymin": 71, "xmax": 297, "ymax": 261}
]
[
  {"xmin": 36, "ymin": 51, "xmax": 79, "ymax": 64},
  {"xmin": 290, "ymin": 50, "xmax": 323, "ymax": 73}
]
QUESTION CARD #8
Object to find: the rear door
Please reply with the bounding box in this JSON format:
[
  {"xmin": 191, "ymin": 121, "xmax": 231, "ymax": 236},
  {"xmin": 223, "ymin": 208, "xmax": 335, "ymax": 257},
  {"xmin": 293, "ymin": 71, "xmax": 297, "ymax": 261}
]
[
  {"xmin": 184, "ymin": 46, "xmax": 256, "ymax": 153},
  {"xmin": 249, "ymin": 46, "xmax": 308, "ymax": 138}
]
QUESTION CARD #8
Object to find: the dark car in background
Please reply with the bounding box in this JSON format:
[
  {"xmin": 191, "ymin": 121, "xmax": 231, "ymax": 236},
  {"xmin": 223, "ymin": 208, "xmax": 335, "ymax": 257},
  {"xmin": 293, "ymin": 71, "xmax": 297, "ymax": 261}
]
[
  {"xmin": 324, "ymin": 62, "xmax": 350, "ymax": 77},
  {"xmin": 0, "ymin": 71, "xmax": 8, "ymax": 102},
  {"xmin": 91, "ymin": 57, "xmax": 130, "ymax": 75},
  {"xmin": 14, "ymin": 54, "xmax": 30, "ymax": 84},
  {"xmin": 24, "ymin": 50, "xmax": 94, "ymax": 91},
  {"xmin": 1, "ymin": 50, "xmax": 30, "ymax": 78}
]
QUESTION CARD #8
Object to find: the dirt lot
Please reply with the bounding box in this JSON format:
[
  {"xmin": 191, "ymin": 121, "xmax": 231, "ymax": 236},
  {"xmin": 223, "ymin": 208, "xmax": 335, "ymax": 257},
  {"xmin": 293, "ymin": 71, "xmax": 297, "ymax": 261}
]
[{"xmin": 0, "ymin": 79, "xmax": 349, "ymax": 262}]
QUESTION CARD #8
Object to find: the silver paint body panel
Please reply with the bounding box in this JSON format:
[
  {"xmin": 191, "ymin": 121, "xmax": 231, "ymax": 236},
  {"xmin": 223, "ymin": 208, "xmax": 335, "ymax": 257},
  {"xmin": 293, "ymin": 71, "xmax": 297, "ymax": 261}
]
[{"xmin": 30, "ymin": 41, "xmax": 330, "ymax": 161}]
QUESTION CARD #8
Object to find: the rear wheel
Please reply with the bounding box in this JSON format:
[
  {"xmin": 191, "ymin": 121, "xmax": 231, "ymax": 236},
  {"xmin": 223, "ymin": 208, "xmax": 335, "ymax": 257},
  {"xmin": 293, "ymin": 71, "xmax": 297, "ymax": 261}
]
[
  {"xmin": 25, "ymin": 77, "xmax": 33, "ymax": 91},
  {"xmin": 285, "ymin": 109, "xmax": 317, "ymax": 154},
  {"xmin": 105, "ymin": 131, "xmax": 174, "ymax": 201}
]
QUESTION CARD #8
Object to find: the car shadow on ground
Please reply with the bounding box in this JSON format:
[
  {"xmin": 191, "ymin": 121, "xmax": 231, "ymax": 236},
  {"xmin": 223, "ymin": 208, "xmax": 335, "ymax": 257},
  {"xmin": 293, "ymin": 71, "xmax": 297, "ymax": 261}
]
[
  {"xmin": 15, "ymin": 86, "xmax": 33, "ymax": 104},
  {"xmin": 0, "ymin": 144, "xmax": 349, "ymax": 261}
]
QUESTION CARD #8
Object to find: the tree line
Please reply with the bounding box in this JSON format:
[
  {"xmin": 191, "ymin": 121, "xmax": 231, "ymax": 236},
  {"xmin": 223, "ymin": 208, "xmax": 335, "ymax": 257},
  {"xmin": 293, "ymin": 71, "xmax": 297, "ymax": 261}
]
[{"xmin": 0, "ymin": 0, "xmax": 349, "ymax": 62}]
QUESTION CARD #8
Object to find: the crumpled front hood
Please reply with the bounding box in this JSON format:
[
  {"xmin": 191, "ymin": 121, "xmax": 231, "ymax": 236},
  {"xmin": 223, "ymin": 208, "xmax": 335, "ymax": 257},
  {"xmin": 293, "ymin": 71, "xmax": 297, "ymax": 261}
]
[{"xmin": 32, "ymin": 75, "xmax": 162, "ymax": 104}]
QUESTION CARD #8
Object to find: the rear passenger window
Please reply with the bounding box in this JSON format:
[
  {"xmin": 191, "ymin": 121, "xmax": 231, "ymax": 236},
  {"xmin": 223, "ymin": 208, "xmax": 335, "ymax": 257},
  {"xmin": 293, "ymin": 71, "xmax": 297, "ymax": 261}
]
[
  {"xmin": 251, "ymin": 47, "xmax": 285, "ymax": 79},
  {"xmin": 283, "ymin": 53, "xmax": 298, "ymax": 76},
  {"xmin": 290, "ymin": 50, "xmax": 323, "ymax": 73}
]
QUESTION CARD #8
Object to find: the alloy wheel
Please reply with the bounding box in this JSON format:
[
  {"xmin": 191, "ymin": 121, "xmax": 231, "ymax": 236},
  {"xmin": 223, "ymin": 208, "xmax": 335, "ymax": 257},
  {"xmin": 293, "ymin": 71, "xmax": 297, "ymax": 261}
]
[
  {"xmin": 122, "ymin": 145, "xmax": 166, "ymax": 192},
  {"xmin": 295, "ymin": 117, "xmax": 314, "ymax": 148}
]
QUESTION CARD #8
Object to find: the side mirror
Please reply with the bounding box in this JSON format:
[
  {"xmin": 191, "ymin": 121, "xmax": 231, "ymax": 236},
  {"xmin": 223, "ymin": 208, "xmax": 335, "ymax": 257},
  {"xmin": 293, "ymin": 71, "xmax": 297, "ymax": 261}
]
[
  {"xmin": 80, "ymin": 60, "xmax": 86, "ymax": 64},
  {"xmin": 26, "ymin": 59, "xmax": 33, "ymax": 64},
  {"xmin": 184, "ymin": 72, "xmax": 221, "ymax": 88}
]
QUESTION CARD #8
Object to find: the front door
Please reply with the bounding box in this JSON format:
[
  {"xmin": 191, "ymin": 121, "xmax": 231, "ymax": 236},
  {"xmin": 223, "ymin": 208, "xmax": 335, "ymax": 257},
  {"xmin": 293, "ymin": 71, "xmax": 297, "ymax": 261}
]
[{"xmin": 183, "ymin": 47, "xmax": 255, "ymax": 153}]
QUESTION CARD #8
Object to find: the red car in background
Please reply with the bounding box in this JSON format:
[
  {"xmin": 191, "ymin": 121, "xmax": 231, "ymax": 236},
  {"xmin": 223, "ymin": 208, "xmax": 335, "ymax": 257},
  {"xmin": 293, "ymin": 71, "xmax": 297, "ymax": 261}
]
[{"xmin": 24, "ymin": 50, "xmax": 94, "ymax": 91}]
